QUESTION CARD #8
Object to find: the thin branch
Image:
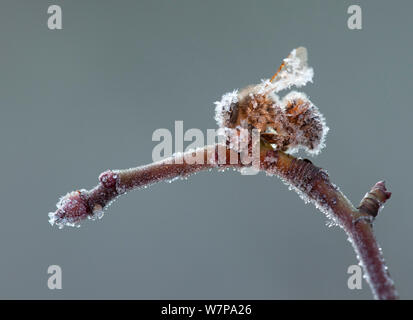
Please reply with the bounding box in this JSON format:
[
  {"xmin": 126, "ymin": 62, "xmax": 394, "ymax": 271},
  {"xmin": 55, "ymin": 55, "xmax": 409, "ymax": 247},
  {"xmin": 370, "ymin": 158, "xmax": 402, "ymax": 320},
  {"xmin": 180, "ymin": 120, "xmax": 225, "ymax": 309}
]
[
  {"xmin": 49, "ymin": 143, "xmax": 398, "ymax": 300},
  {"xmin": 260, "ymin": 145, "xmax": 397, "ymax": 300}
]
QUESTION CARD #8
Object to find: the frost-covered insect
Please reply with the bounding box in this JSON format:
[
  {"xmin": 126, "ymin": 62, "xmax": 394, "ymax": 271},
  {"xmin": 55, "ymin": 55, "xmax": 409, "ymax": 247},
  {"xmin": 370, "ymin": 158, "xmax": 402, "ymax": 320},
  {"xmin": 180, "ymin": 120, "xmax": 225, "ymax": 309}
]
[{"xmin": 214, "ymin": 47, "xmax": 329, "ymax": 155}]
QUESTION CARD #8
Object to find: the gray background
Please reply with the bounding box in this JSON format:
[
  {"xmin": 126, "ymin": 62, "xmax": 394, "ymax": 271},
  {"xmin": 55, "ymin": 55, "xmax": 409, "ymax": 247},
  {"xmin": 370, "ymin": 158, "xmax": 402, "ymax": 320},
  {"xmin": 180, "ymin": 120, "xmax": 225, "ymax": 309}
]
[{"xmin": 0, "ymin": 0, "xmax": 411, "ymax": 299}]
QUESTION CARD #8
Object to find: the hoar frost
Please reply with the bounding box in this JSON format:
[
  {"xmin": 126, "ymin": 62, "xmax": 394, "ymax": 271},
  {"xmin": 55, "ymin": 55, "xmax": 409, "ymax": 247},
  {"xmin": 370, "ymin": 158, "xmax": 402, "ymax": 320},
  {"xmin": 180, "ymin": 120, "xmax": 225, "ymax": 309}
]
[
  {"xmin": 259, "ymin": 46, "xmax": 314, "ymax": 94},
  {"xmin": 214, "ymin": 89, "xmax": 238, "ymax": 128},
  {"xmin": 214, "ymin": 46, "xmax": 328, "ymax": 157}
]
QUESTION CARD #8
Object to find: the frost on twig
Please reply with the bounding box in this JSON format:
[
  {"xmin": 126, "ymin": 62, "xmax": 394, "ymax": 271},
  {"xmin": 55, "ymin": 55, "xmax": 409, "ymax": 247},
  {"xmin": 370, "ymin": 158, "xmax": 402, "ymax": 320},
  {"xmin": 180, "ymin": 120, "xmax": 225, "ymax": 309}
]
[
  {"xmin": 48, "ymin": 47, "xmax": 398, "ymax": 300},
  {"xmin": 48, "ymin": 146, "xmax": 241, "ymax": 229}
]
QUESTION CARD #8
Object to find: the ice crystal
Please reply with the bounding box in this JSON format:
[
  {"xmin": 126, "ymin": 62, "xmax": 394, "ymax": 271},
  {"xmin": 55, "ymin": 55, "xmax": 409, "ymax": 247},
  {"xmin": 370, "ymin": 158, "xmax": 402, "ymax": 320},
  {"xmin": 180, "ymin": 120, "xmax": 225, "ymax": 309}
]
[
  {"xmin": 259, "ymin": 47, "xmax": 314, "ymax": 94},
  {"xmin": 214, "ymin": 89, "xmax": 238, "ymax": 128}
]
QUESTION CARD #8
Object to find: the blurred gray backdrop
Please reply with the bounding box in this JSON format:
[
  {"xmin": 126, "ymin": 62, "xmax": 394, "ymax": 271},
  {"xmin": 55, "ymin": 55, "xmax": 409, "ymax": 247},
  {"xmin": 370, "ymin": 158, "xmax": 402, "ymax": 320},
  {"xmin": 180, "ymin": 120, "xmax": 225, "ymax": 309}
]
[{"xmin": 0, "ymin": 0, "xmax": 412, "ymax": 299}]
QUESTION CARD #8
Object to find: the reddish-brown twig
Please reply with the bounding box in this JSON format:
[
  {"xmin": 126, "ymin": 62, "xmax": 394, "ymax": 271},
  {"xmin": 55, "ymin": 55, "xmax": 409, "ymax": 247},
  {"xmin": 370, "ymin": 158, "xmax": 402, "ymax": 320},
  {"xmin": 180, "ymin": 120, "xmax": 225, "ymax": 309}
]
[
  {"xmin": 260, "ymin": 145, "xmax": 397, "ymax": 300},
  {"xmin": 49, "ymin": 143, "xmax": 397, "ymax": 299}
]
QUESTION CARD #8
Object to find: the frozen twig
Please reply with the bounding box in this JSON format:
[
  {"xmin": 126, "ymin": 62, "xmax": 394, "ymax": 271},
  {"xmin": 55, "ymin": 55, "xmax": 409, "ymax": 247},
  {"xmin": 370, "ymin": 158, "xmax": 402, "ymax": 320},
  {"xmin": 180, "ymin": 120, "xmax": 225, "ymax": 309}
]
[
  {"xmin": 49, "ymin": 143, "xmax": 398, "ymax": 299},
  {"xmin": 260, "ymin": 144, "xmax": 397, "ymax": 300},
  {"xmin": 48, "ymin": 47, "xmax": 398, "ymax": 299},
  {"xmin": 48, "ymin": 145, "xmax": 241, "ymax": 228}
]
